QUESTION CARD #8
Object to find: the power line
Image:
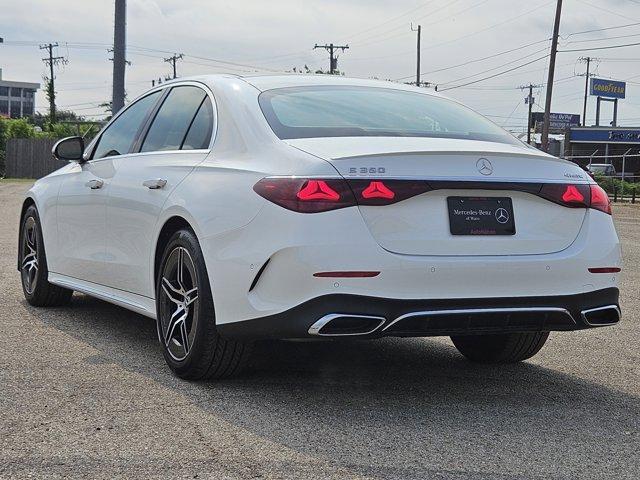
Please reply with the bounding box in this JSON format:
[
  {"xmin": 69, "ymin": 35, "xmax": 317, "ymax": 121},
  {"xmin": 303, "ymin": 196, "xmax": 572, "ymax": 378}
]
[
  {"xmin": 349, "ymin": 0, "xmax": 464, "ymax": 46},
  {"xmin": 437, "ymin": 47, "xmax": 550, "ymax": 87},
  {"xmin": 559, "ymin": 41, "xmax": 640, "ymax": 52},
  {"xmin": 563, "ymin": 21, "xmax": 640, "ymax": 38},
  {"xmin": 394, "ymin": 38, "xmax": 551, "ymax": 81},
  {"xmin": 421, "ymin": 0, "xmax": 555, "ymax": 53},
  {"xmin": 344, "ymin": 0, "xmax": 439, "ymax": 42},
  {"xmin": 564, "ymin": 32, "xmax": 640, "ymax": 45},
  {"xmin": 576, "ymin": 0, "xmax": 640, "ymax": 22},
  {"xmin": 437, "ymin": 54, "xmax": 550, "ymax": 91}
]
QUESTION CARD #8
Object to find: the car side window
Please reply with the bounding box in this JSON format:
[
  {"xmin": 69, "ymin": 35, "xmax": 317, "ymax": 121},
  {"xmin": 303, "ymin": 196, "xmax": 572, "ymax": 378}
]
[
  {"xmin": 181, "ymin": 97, "xmax": 214, "ymax": 150},
  {"xmin": 140, "ymin": 86, "xmax": 207, "ymax": 152},
  {"xmin": 92, "ymin": 91, "xmax": 162, "ymax": 159}
]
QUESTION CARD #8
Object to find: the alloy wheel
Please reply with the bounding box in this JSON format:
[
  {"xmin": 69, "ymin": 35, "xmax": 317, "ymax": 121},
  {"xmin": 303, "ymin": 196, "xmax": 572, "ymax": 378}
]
[
  {"xmin": 158, "ymin": 247, "xmax": 199, "ymax": 361},
  {"xmin": 21, "ymin": 217, "xmax": 39, "ymax": 295}
]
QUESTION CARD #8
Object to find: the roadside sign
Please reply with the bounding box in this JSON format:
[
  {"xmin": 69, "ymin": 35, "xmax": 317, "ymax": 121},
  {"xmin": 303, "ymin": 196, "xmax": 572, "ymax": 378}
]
[
  {"xmin": 590, "ymin": 78, "xmax": 626, "ymax": 99},
  {"xmin": 532, "ymin": 112, "xmax": 581, "ymax": 133}
]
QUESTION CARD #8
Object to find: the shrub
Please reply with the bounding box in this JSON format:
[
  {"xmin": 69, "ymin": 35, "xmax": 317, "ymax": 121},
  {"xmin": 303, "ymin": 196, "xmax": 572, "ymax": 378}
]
[{"xmin": 5, "ymin": 118, "xmax": 36, "ymax": 139}]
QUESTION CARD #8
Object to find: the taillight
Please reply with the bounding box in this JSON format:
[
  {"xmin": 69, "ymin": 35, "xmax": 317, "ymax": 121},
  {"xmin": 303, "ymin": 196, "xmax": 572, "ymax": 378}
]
[
  {"xmin": 297, "ymin": 180, "xmax": 340, "ymax": 201},
  {"xmin": 539, "ymin": 184, "xmax": 590, "ymax": 208},
  {"xmin": 348, "ymin": 179, "xmax": 431, "ymax": 206},
  {"xmin": 254, "ymin": 178, "xmax": 613, "ymax": 215},
  {"xmin": 253, "ymin": 177, "xmax": 356, "ymax": 213},
  {"xmin": 589, "ymin": 184, "xmax": 612, "ymax": 215},
  {"xmin": 254, "ymin": 177, "xmax": 431, "ymax": 212},
  {"xmin": 362, "ymin": 181, "xmax": 395, "ymax": 200},
  {"xmin": 539, "ymin": 183, "xmax": 611, "ymax": 214}
]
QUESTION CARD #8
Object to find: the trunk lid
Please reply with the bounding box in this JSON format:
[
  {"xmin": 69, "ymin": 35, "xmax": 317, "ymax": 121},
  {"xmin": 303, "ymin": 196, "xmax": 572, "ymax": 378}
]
[{"xmin": 287, "ymin": 137, "xmax": 589, "ymax": 256}]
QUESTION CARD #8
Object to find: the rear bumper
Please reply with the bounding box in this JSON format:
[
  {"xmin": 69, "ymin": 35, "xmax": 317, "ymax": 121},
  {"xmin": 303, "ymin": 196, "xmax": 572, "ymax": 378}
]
[{"xmin": 218, "ymin": 287, "xmax": 620, "ymax": 339}]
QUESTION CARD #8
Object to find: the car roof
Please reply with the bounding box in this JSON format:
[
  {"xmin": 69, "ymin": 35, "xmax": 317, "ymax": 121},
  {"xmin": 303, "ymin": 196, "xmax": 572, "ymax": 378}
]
[{"xmin": 171, "ymin": 73, "xmax": 443, "ymax": 96}]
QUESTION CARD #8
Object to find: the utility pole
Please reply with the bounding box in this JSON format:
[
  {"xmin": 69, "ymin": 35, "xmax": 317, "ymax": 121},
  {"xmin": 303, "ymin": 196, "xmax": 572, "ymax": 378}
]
[
  {"xmin": 164, "ymin": 54, "xmax": 184, "ymax": 79},
  {"xmin": 541, "ymin": 0, "xmax": 563, "ymax": 152},
  {"xmin": 521, "ymin": 84, "xmax": 542, "ymax": 145},
  {"xmin": 314, "ymin": 43, "xmax": 349, "ymax": 74},
  {"xmin": 579, "ymin": 56, "xmax": 596, "ymax": 126},
  {"xmin": 112, "ymin": 0, "xmax": 127, "ymax": 114},
  {"xmin": 411, "ymin": 24, "xmax": 421, "ymax": 86},
  {"xmin": 40, "ymin": 43, "xmax": 67, "ymax": 123}
]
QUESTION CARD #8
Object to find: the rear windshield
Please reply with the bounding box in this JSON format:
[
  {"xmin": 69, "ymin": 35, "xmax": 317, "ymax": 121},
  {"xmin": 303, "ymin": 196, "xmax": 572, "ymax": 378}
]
[{"xmin": 259, "ymin": 85, "xmax": 522, "ymax": 146}]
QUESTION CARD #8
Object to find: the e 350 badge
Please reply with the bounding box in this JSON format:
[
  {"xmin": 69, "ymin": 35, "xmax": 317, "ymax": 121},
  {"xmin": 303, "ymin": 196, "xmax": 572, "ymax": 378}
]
[{"xmin": 349, "ymin": 167, "xmax": 386, "ymax": 175}]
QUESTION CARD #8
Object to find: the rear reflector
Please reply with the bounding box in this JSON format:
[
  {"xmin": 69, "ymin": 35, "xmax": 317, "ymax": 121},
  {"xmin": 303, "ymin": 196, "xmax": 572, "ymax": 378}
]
[
  {"xmin": 588, "ymin": 267, "xmax": 621, "ymax": 273},
  {"xmin": 313, "ymin": 271, "xmax": 380, "ymax": 278}
]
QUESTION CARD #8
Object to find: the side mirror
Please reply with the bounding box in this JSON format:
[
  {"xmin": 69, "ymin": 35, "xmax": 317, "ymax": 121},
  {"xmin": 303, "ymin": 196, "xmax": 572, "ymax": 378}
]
[{"xmin": 52, "ymin": 136, "xmax": 85, "ymax": 162}]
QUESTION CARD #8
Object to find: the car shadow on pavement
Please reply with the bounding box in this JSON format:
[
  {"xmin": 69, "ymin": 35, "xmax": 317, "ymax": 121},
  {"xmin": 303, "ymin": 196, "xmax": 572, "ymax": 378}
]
[{"xmin": 26, "ymin": 293, "xmax": 640, "ymax": 479}]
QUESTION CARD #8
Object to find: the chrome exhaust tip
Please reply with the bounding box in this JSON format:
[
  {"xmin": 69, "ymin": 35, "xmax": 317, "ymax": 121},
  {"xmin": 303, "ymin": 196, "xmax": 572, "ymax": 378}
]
[
  {"xmin": 308, "ymin": 314, "xmax": 386, "ymax": 336},
  {"xmin": 581, "ymin": 305, "xmax": 621, "ymax": 326}
]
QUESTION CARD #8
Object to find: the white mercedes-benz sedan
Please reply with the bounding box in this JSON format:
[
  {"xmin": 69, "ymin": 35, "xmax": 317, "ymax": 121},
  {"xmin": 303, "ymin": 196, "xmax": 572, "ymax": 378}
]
[{"xmin": 19, "ymin": 74, "xmax": 622, "ymax": 379}]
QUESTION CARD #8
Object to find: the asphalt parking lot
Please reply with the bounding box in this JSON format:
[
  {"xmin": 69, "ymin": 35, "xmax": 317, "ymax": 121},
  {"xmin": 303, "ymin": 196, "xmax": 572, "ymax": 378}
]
[{"xmin": 1, "ymin": 179, "xmax": 638, "ymax": 480}]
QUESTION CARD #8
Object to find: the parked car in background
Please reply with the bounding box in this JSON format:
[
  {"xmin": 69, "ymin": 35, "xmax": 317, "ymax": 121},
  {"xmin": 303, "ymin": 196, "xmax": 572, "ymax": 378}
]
[
  {"xmin": 588, "ymin": 163, "xmax": 616, "ymax": 176},
  {"xmin": 18, "ymin": 75, "xmax": 622, "ymax": 380}
]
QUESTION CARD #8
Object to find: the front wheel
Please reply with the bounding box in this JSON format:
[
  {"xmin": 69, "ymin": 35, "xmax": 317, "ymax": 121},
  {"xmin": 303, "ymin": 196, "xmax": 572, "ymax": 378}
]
[
  {"xmin": 451, "ymin": 332, "xmax": 549, "ymax": 363},
  {"xmin": 156, "ymin": 229, "xmax": 251, "ymax": 380}
]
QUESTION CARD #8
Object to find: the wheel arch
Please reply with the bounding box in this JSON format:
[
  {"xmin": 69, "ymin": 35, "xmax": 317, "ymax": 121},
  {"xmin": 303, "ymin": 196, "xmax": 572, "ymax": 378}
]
[
  {"xmin": 17, "ymin": 196, "xmax": 37, "ymax": 271},
  {"xmin": 153, "ymin": 215, "xmax": 197, "ymax": 291}
]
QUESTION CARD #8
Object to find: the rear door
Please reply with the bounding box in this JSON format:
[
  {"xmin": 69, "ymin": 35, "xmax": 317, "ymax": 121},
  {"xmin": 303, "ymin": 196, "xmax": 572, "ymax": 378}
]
[
  {"xmin": 103, "ymin": 84, "xmax": 215, "ymax": 297},
  {"xmin": 288, "ymin": 137, "xmax": 588, "ymax": 256}
]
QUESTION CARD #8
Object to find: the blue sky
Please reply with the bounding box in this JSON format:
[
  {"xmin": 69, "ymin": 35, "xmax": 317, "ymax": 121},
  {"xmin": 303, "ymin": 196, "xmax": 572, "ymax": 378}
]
[{"xmin": 1, "ymin": 0, "xmax": 639, "ymax": 131}]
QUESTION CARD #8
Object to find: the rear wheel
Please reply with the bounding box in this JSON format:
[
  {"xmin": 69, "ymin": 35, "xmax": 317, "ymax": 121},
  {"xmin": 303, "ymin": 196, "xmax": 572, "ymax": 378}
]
[
  {"xmin": 19, "ymin": 205, "xmax": 73, "ymax": 307},
  {"xmin": 156, "ymin": 229, "xmax": 251, "ymax": 380},
  {"xmin": 451, "ymin": 332, "xmax": 549, "ymax": 363}
]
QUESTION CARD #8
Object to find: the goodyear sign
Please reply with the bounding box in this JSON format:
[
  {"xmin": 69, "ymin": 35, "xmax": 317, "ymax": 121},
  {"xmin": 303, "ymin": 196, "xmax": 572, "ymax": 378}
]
[{"xmin": 590, "ymin": 78, "xmax": 626, "ymax": 99}]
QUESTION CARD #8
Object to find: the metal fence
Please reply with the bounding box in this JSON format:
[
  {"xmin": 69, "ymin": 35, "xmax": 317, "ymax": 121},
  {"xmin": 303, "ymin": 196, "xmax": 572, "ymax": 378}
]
[
  {"xmin": 562, "ymin": 152, "xmax": 640, "ymax": 203},
  {"xmin": 4, "ymin": 138, "xmax": 66, "ymax": 179}
]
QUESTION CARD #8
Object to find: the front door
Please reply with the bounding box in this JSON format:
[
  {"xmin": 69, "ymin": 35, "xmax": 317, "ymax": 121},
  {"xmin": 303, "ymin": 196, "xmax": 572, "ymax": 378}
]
[
  {"xmin": 54, "ymin": 159, "xmax": 112, "ymax": 284},
  {"xmin": 54, "ymin": 89, "xmax": 164, "ymax": 286}
]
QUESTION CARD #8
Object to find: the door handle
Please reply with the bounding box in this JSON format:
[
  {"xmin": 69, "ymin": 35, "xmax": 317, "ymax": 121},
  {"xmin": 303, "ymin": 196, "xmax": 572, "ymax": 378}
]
[
  {"xmin": 85, "ymin": 179, "xmax": 104, "ymax": 190},
  {"xmin": 143, "ymin": 178, "xmax": 167, "ymax": 190}
]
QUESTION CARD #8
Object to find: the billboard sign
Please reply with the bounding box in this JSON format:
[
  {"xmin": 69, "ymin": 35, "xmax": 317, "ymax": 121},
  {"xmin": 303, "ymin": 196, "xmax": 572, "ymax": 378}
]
[
  {"xmin": 570, "ymin": 128, "xmax": 640, "ymax": 144},
  {"xmin": 590, "ymin": 78, "xmax": 626, "ymax": 99},
  {"xmin": 531, "ymin": 112, "xmax": 581, "ymax": 133}
]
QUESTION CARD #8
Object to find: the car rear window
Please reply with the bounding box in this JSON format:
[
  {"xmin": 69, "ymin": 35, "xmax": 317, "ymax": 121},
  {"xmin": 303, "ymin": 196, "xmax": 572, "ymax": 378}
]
[{"xmin": 259, "ymin": 86, "xmax": 522, "ymax": 146}]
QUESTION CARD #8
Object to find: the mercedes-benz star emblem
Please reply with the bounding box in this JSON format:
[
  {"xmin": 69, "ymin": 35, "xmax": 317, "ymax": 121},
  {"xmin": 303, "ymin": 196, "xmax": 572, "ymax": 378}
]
[
  {"xmin": 476, "ymin": 158, "xmax": 493, "ymax": 176},
  {"xmin": 495, "ymin": 208, "xmax": 509, "ymax": 224}
]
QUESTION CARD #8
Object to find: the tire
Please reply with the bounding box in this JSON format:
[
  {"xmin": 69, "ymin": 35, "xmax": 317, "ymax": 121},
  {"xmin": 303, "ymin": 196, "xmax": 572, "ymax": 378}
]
[
  {"xmin": 450, "ymin": 332, "xmax": 549, "ymax": 363},
  {"xmin": 19, "ymin": 205, "xmax": 73, "ymax": 307},
  {"xmin": 156, "ymin": 229, "xmax": 251, "ymax": 380}
]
